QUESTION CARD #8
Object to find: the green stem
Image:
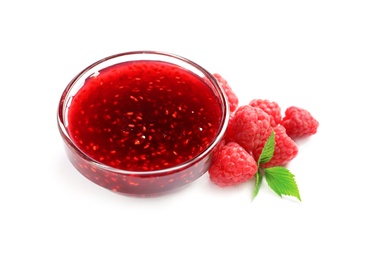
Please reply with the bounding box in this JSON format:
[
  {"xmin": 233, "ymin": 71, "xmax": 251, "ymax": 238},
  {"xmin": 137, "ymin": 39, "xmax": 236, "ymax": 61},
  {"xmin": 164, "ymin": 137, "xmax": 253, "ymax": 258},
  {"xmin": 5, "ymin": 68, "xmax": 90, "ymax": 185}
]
[{"xmin": 258, "ymin": 167, "xmax": 265, "ymax": 176}]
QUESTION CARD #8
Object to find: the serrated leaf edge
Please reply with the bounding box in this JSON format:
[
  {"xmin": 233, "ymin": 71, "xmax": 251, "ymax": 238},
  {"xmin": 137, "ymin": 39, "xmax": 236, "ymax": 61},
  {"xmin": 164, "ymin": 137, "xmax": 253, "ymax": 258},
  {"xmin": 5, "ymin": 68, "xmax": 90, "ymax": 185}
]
[
  {"xmin": 264, "ymin": 166, "xmax": 301, "ymax": 202},
  {"xmin": 252, "ymin": 170, "xmax": 263, "ymax": 200},
  {"xmin": 258, "ymin": 130, "xmax": 275, "ymax": 166}
]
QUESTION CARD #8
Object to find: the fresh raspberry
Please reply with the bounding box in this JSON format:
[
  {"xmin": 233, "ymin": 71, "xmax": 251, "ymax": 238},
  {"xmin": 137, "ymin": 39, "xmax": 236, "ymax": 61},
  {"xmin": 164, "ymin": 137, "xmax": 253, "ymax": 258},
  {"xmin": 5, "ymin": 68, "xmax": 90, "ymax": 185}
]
[
  {"xmin": 213, "ymin": 73, "xmax": 239, "ymax": 112},
  {"xmin": 228, "ymin": 105, "xmax": 272, "ymax": 153},
  {"xmin": 249, "ymin": 99, "xmax": 281, "ymax": 127},
  {"xmin": 281, "ymin": 106, "xmax": 319, "ymax": 138},
  {"xmin": 209, "ymin": 142, "xmax": 258, "ymax": 187},
  {"xmin": 253, "ymin": 125, "xmax": 298, "ymax": 168}
]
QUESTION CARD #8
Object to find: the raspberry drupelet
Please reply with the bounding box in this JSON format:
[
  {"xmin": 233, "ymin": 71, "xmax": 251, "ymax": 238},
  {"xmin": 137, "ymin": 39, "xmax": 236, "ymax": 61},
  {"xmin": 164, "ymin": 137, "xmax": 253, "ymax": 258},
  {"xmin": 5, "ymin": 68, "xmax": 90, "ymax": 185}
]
[
  {"xmin": 209, "ymin": 142, "xmax": 258, "ymax": 187},
  {"xmin": 213, "ymin": 73, "xmax": 239, "ymax": 113},
  {"xmin": 227, "ymin": 105, "xmax": 272, "ymax": 153},
  {"xmin": 281, "ymin": 106, "xmax": 319, "ymax": 138},
  {"xmin": 249, "ymin": 99, "xmax": 282, "ymax": 127},
  {"xmin": 253, "ymin": 125, "xmax": 298, "ymax": 167}
]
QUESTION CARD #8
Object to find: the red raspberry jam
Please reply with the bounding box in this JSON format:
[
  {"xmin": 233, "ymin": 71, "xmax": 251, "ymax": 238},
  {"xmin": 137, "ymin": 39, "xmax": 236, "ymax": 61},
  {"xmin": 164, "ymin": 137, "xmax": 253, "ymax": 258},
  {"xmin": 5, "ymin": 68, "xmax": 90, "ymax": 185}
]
[
  {"xmin": 68, "ymin": 60, "xmax": 222, "ymax": 170},
  {"xmin": 61, "ymin": 58, "xmax": 225, "ymax": 196}
]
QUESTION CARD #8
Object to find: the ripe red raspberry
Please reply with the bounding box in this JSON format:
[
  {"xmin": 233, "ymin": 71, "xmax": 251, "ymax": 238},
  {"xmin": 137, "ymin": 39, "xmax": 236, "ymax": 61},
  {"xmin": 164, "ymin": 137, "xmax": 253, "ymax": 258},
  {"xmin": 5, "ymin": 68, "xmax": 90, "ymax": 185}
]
[
  {"xmin": 228, "ymin": 105, "xmax": 272, "ymax": 153},
  {"xmin": 209, "ymin": 142, "xmax": 258, "ymax": 187},
  {"xmin": 224, "ymin": 111, "xmax": 236, "ymax": 143},
  {"xmin": 213, "ymin": 73, "xmax": 239, "ymax": 112},
  {"xmin": 249, "ymin": 99, "xmax": 281, "ymax": 127},
  {"xmin": 253, "ymin": 125, "xmax": 298, "ymax": 168},
  {"xmin": 281, "ymin": 106, "xmax": 319, "ymax": 138}
]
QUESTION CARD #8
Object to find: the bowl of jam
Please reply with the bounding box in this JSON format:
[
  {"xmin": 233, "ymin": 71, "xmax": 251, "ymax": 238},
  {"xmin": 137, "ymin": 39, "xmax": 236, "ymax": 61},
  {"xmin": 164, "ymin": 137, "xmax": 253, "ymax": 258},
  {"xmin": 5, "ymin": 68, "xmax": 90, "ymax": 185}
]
[{"xmin": 57, "ymin": 51, "xmax": 229, "ymax": 196}]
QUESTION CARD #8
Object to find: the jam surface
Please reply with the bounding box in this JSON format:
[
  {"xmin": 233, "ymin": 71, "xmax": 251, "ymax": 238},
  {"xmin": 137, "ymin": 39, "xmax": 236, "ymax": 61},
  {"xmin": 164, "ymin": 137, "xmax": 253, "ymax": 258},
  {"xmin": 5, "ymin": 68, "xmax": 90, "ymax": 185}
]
[{"xmin": 67, "ymin": 60, "xmax": 222, "ymax": 171}]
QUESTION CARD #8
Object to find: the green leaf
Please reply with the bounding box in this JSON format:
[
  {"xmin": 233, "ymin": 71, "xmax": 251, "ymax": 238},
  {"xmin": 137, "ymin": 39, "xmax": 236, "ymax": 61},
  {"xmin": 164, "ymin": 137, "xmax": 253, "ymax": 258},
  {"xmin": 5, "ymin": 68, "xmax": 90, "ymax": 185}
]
[
  {"xmin": 258, "ymin": 130, "xmax": 275, "ymax": 166},
  {"xmin": 264, "ymin": 166, "xmax": 301, "ymax": 201},
  {"xmin": 253, "ymin": 170, "xmax": 263, "ymax": 200}
]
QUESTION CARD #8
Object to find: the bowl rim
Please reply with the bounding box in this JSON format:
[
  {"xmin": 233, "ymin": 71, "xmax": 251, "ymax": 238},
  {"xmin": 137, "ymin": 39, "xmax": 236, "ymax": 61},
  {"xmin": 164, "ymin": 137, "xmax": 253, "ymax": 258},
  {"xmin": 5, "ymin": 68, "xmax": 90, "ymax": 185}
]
[{"xmin": 57, "ymin": 50, "xmax": 230, "ymax": 175}]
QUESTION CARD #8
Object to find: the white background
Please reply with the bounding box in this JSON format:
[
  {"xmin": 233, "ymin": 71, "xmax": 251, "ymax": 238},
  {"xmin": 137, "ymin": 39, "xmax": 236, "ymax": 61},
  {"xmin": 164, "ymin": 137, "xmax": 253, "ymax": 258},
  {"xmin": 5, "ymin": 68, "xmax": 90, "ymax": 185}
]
[{"xmin": 1, "ymin": 1, "xmax": 370, "ymax": 259}]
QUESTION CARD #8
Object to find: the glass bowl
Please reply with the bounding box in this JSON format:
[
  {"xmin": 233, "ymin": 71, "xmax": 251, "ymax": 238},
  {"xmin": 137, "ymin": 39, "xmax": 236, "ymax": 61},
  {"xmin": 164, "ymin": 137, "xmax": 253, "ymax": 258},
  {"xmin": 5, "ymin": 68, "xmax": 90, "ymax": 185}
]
[{"xmin": 57, "ymin": 51, "xmax": 229, "ymax": 197}]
